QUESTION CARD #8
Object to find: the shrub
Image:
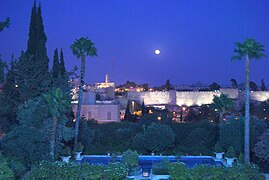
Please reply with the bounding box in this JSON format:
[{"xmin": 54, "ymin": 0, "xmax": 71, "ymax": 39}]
[
  {"xmin": 207, "ymin": 166, "xmax": 225, "ymax": 179},
  {"xmin": 6, "ymin": 158, "xmax": 26, "ymax": 178},
  {"xmin": 26, "ymin": 161, "xmax": 60, "ymax": 179},
  {"xmin": 226, "ymin": 164, "xmax": 264, "ymax": 180},
  {"xmin": 26, "ymin": 161, "xmax": 104, "ymax": 180},
  {"xmin": 238, "ymin": 152, "xmax": 244, "ymax": 164},
  {"xmin": 168, "ymin": 162, "xmax": 192, "ymax": 179},
  {"xmin": 215, "ymin": 141, "xmax": 224, "ymax": 153},
  {"xmin": 57, "ymin": 163, "xmax": 80, "ymax": 179},
  {"xmin": 60, "ymin": 147, "xmax": 71, "ymax": 157},
  {"xmin": 79, "ymin": 163, "xmax": 104, "ymax": 180},
  {"xmin": 74, "ymin": 142, "xmax": 84, "ymax": 152},
  {"xmin": 191, "ymin": 165, "xmax": 226, "ymax": 179},
  {"xmin": 0, "ymin": 155, "xmax": 14, "ymax": 180},
  {"xmin": 226, "ymin": 146, "xmax": 236, "ymax": 158},
  {"xmin": 220, "ymin": 117, "xmax": 244, "ymax": 154},
  {"xmin": 192, "ymin": 165, "xmax": 212, "ymax": 179},
  {"xmin": 254, "ymin": 129, "xmax": 269, "ymax": 161},
  {"xmin": 237, "ymin": 164, "xmax": 264, "ymax": 180},
  {"xmin": 122, "ymin": 149, "xmax": 139, "ymax": 170},
  {"xmin": 103, "ymin": 162, "xmax": 128, "ymax": 179},
  {"xmin": 168, "ymin": 163, "xmax": 264, "ymax": 180},
  {"xmin": 152, "ymin": 158, "xmax": 170, "ymax": 175}
]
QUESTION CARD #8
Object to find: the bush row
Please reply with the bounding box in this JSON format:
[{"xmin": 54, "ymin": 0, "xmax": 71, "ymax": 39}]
[
  {"xmin": 25, "ymin": 160, "xmax": 264, "ymax": 180},
  {"xmin": 26, "ymin": 161, "xmax": 128, "ymax": 180},
  {"xmin": 168, "ymin": 163, "xmax": 264, "ymax": 180}
]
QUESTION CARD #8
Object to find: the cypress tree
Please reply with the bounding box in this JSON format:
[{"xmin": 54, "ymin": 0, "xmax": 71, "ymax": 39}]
[
  {"xmin": 26, "ymin": 0, "xmax": 37, "ymax": 55},
  {"xmin": 124, "ymin": 101, "xmax": 132, "ymax": 120},
  {"xmin": 59, "ymin": 48, "xmax": 66, "ymax": 78},
  {"xmin": 52, "ymin": 48, "xmax": 59, "ymax": 80},
  {"xmin": 52, "ymin": 48, "xmax": 70, "ymax": 93},
  {"xmin": 34, "ymin": 3, "xmax": 50, "ymax": 83},
  {"xmin": 261, "ymin": 79, "xmax": 266, "ymax": 91},
  {"xmin": 16, "ymin": 1, "xmax": 50, "ymax": 101}
]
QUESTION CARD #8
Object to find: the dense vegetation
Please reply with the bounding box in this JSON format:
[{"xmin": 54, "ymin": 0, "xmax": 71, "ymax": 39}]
[{"xmin": 24, "ymin": 159, "xmax": 264, "ymax": 180}]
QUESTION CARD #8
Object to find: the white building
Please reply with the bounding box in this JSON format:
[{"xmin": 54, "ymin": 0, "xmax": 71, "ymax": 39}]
[{"xmin": 72, "ymin": 74, "xmax": 120, "ymax": 124}]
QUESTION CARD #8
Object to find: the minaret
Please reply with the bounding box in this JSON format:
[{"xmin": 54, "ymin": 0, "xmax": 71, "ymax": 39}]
[{"xmin": 105, "ymin": 73, "xmax": 109, "ymax": 83}]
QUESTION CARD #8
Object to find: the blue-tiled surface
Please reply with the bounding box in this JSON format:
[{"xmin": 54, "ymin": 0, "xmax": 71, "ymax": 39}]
[{"xmin": 78, "ymin": 155, "xmax": 223, "ymax": 170}]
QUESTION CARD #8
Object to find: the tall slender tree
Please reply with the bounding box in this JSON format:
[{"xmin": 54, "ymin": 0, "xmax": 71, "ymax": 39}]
[
  {"xmin": 71, "ymin": 37, "xmax": 97, "ymax": 146},
  {"xmin": 59, "ymin": 48, "xmax": 66, "ymax": 78},
  {"xmin": 16, "ymin": 2, "xmax": 50, "ymax": 101},
  {"xmin": 124, "ymin": 100, "xmax": 132, "ymax": 120},
  {"xmin": 261, "ymin": 78, "xmax": 266, "ymax": 91},
  {"xmin": 52, "ymin": 48, "xmax": 59, "ymax": 81},
  {"xmin": 26, "ymin": 1, "xmax": 37, "ymax": 55},
  {"xmin": 232, "ymin": 38, "xmax": 266, "ymax": 163}
]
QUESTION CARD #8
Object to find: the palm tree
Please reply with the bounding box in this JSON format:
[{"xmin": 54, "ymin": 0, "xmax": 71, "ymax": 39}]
[
  {"xmin": 211, "ymin": 93, "xmax": 234, "ymax": 123},
  {"xmin": 71, "ymin": 37, "xmax": 97, "ymax": 146},
  {"xmin": 42, "ymin": 88, "xmax": 71, "ymax": 160},
  {"xmin": 232, "ymin": 38, "xmax": 266, "ymax": 163}
]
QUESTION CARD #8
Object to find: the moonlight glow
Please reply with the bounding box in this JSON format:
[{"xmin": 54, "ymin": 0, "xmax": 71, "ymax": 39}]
[{"xmin": 155, "ymin": 49, "xmax": 160, "ymax": 55}]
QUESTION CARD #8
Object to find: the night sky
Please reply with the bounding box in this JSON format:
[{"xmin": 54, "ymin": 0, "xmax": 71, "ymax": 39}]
[{"xmin": 0, "ymin": 0, "xmax": 269, "ymax": 86}]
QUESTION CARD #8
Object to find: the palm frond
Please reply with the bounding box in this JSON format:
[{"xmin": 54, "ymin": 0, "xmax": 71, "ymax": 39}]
[
  {"xmin": 232, "ymin": 38, "xmax": 266, "ymax": 60},
  {"xmin": 71, "ymin": 37, "xmax": 97, "ymax": 58}
]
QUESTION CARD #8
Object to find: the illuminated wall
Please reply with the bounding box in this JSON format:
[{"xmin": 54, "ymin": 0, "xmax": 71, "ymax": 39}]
[
  {"xmin": 127, "ymin": 89, "xmax": 240, "ymax": 106},
  {"xmin": 176, "ymin": 91, "xmax": 219, "ymax": 106},
  {"xmin": 176, "ymin": 89, "xmax": 239, "ymax": 106},
  {"xmin": 250, "ymin": 91, "xmax": 269, "ymax": 102},
  {"xmin": 127, "ymin": 91, "xmax": 176, "ymax": 105}
]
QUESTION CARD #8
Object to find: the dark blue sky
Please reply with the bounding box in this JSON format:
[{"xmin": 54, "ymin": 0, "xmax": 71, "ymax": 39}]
[{"xmin": 0, "ymin": 0, "xmax": 269, "ymax": 86}]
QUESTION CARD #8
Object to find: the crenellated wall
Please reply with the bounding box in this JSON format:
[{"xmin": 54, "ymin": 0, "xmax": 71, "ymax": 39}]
[{"xmin": 126, "ymin": 88, "xmax": 268, "ymax": 107}]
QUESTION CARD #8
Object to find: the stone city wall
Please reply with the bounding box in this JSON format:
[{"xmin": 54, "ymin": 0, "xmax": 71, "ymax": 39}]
[
  {"xmin": 176, "ymin": 91, "xmax": 220, "ymax": 106},
  {"xmin": 127, "ymin": 88, "xmax": 248, "ymax": 107},
  {"xmin": 127, "ymin": 91, "xmax": 176, "ymax": 105},
  {"xmin": 250, "ymin": 91, "xmax": 269, "ymax": 102},
  {"xmin": 176, "ymin": 88, "xmax": 239, "ymax": 106}
]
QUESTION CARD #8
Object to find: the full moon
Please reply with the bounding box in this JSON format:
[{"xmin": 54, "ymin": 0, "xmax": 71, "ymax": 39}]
[{"xmin": 154, "ymin": 49, "xmax": 160, "ymax": 55}]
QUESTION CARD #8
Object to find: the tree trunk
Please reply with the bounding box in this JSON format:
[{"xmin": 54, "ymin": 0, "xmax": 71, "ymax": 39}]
[
  {"xmin": 74, "ymin": 54, "xmax": 85, "ymax": 147},
  {"xmin": 50, "ymin": 116, "xmax": 58, "ymax": 160},
  {"xmin": 245, "ymin": 54, "xmax": 250, "ymax": 164}
]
